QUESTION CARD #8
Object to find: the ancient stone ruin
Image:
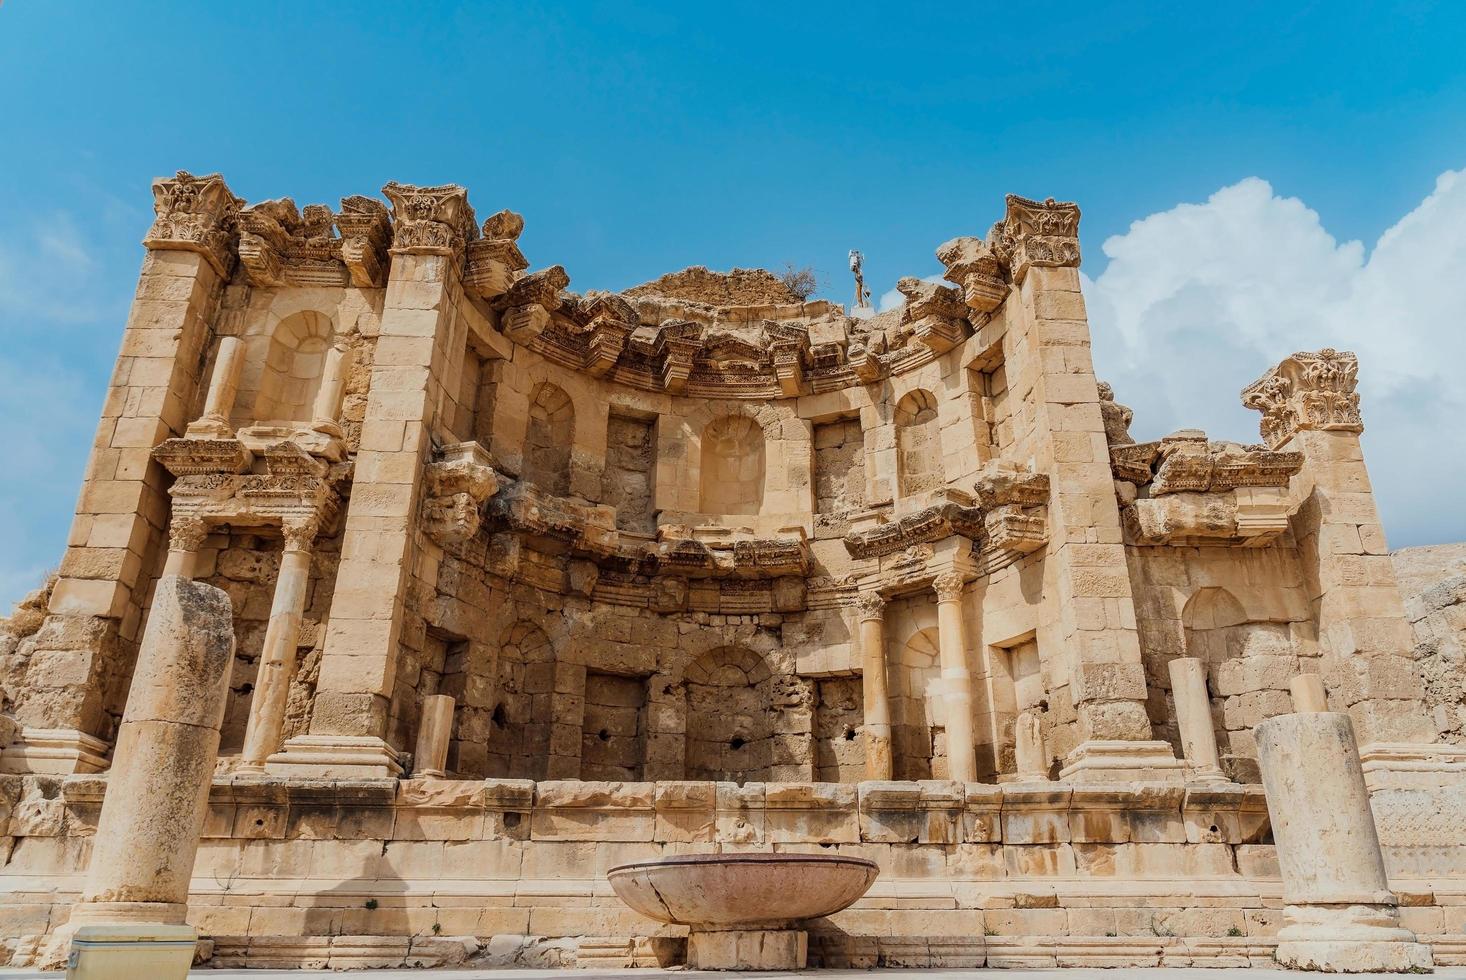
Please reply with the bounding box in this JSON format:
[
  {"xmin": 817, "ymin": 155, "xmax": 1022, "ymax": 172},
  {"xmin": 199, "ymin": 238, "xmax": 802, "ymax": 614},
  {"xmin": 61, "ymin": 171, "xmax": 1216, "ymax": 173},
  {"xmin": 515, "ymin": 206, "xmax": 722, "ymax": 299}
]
[{"xmin": 1, "ymin": 172, "xmax": 1464, "ymax": 970}]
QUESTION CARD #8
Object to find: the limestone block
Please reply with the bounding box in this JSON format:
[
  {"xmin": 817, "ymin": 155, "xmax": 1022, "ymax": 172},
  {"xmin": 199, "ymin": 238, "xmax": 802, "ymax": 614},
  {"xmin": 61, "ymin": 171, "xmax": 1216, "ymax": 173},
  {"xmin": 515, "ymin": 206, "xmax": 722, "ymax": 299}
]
[{"xmin": 531, "ymin": 780, "xmax": 655, "ymax": 842}]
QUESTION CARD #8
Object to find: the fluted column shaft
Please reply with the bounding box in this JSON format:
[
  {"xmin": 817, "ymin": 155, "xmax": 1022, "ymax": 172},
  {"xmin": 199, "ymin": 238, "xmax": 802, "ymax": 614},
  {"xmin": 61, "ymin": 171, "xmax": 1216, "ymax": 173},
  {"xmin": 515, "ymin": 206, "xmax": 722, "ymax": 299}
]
[
  {"xmin": 239, "ymin": 520, "xmax": 316, "ymax": 771},
  {"xmin": 933, "ymin": 572, "xmax": 977, "ymax": 782},
  {"xmin": 856, "ymin": 593, "xmax": 893, "ymax": 780}
]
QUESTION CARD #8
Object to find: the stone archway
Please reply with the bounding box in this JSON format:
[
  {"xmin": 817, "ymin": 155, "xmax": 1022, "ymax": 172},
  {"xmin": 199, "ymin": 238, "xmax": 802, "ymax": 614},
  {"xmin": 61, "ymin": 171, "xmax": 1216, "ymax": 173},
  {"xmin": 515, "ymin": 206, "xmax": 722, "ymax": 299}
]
[{"xmin": 683, "ymin": 646, "xmax": 775, "ymax": 783}]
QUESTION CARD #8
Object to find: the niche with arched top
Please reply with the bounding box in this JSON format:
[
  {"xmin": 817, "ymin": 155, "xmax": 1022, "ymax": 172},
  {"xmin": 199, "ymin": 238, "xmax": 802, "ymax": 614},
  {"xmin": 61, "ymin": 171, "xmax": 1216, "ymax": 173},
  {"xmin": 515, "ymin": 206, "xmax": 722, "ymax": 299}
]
[
  {"xmin": 523, "ymin": 382, "xmax": 575, "ymax": 496},
  {"xmin": 699, "ymin": 415, "xmax": 765, "ymax": 515},
  {"xmin": 895, "ymin": 389, "xmax": 943, "ymax": 497},
  {"xmin": 249, "ymin": 310, "xmax": 334, "ymax": 426},
  {"xmin": 485, "ymin": 621, "xmax": 556, "ymax": 780},
  {"xmin": 683, "ymin": 646, "xmax": 774, "ymax": 783},
  {"xmin": 892, "ymin": 627, "xmax": 945, "ymax": 779}
]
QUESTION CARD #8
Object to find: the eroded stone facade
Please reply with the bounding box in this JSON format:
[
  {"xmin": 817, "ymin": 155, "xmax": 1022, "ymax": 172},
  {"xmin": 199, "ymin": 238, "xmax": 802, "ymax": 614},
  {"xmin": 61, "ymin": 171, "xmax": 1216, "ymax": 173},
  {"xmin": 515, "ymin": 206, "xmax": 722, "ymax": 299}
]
[{"xmin": 1, "ymin": 175, "xmax": 1464, "ymax": 969}]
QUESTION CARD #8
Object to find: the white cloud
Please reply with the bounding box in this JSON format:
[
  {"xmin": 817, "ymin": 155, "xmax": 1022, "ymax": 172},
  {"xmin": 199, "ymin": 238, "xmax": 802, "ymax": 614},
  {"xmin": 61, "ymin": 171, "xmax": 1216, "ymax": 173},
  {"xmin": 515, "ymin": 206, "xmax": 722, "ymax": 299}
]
[
  {"xmin": 0, "ymin": 213, "xmax": 106, "ymax": 324},
  {"xmin": 1083, "ymin": 170, "xmax": 1466, "ymax": 549}
]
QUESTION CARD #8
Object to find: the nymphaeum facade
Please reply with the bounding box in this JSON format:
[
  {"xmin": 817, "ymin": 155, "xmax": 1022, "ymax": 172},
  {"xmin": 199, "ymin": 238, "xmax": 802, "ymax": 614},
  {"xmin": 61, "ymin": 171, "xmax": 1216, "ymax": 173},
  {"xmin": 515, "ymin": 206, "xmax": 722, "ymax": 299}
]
[{"xmin": 0, "ymin": 173, "xmax": 1462, "ymax": 970}]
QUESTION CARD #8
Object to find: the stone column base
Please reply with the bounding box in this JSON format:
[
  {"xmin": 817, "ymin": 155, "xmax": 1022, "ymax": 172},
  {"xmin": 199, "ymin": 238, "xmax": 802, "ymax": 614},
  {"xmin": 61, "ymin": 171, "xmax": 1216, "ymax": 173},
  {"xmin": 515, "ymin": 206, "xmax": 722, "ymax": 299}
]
[
  {"xmin": 1059, "ymin": 739, "xmax": 1187, "ymax": 782},
  {"xmin": 266, "ymin": 735, "xmax": 403, "ymax": 778},
  {"xmin": 687, "ymin": 929, "xmax": 808, "ymax": 970},
  {"xmin": 65, "ymin": 923, "xmax": 198, "ymax": 980},
  {"xmin": 0, "ymin": 727, "xmax": 109, "ymax": 774},
  {"xmin": 1276, "ymin": 938, "xmax": 1433, "ymax": 973}
]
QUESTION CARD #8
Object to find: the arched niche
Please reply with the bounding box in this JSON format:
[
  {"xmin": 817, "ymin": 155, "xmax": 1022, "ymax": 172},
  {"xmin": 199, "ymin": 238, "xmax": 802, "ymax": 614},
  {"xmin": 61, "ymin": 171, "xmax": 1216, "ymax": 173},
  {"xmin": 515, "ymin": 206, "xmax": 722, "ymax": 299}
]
[
  {"xmin": 485, "ymin": 621, "xmax": 555, "ymax": 780},
  {"xmin": 523, "ymin": 382, "xmax": 575, "ymax": 496},
  {"xmin": 248, "ymin": 310, "xmax": 334, "ymax": 426},
  {"xmin": 699, "ymin": 414, "xmax": 766, "ymax": 515},
  {"xmin": 895, "ymin": 389, "xmax": 943, "ymax": 497},
  {"xmin": 683, "ymin": 645, "xmax": 774, "ymax": 783},
  {"xmin": 892, "ymin": 626, "xmax": 944, "ymax": 779}
]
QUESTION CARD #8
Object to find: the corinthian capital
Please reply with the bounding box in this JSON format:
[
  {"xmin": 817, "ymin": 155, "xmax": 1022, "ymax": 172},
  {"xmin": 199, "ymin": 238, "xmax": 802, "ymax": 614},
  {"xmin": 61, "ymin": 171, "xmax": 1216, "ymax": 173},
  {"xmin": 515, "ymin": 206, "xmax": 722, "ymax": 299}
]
[
  {"xmin": 382, "ymin": 181, "xmax": 478, "ymax": 259},
  {"xmin": 168, "ymin": 514, "xmax": 209, "ymax": 553},
  {"xmin": 1241, "ymin": 348, "xmax": 1363, "ymax": 449},
  {"xmin": 144, "ymin": 170, "xmax": 243, "ymax": 278},
  {"xmin": 282, "ymin": 515, "xmax": 321, "ymax": 552},
  {"xmin": 989, "ymin": 194, "xmax": 1081, "ymax": 284},
  {"xmin": 932, "ymin": 571, "xmax": 967, "ymax": 602},
  {"xmin": 854, "ymin": 591, "xmax": 887, "ymax": 620}
]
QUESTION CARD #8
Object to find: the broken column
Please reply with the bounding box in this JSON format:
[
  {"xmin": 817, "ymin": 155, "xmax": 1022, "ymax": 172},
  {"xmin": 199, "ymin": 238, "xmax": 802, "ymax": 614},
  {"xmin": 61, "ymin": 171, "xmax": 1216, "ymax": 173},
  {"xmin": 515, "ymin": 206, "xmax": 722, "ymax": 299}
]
[
  {"xmin": 1169, "ymin": 657, "xmax": 1227, "ymax": 782},
  {"xmin": 1012, "ymin": 708, "xmax": 1048, "ymax": 781},
  {"xmin": 1255, "ymin": 710, "xmax": 1432, "ymax": 972},
  {"xmin": 185, "ymin": 335, "xmax": 245, "ymax": 439},
  {"xmin": 413, "ymin": 694, "xmax": 454, "ymax": 778},
  {"xmin": 855, "ymin": 592, "xmax": 893, "ymax": 780},
  {"xmin": 64, "ymin": 576, "xmax": 236, "ymax": 976}
]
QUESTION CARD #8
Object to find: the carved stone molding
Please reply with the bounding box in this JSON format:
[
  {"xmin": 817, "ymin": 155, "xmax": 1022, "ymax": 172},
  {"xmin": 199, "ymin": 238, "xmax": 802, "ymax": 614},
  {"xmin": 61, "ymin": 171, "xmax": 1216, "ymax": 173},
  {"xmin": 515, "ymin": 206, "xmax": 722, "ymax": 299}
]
[
  {"xmin": 649, "ymin": 530, "xmax": 811, "ymax": 580},
  {"xmin": 158, "ymin": 439, "xmax": 343, "ymax": 545},
  {"xmin": 842, "ymin": 502, "xmax": 985, "ymax": 561},
  {"xmin": 382, "ymin": 181, "xmax": 478, "ymax": 259},
  {"xmin": 936, "ymin": 235, "xmax": 1008, "ymax": 313},
  {"xmin": 422, "ymin": 442, "xmax": 501, "ymax": 546},
  {"xmin": 1241, "ymin": 348, "xmax": 1363, "ymax": 449},
  {"xmin": 497, "ymin": 265, "xmax": 570, "ymax": 344},
  {"xmin": 989, "ymin": 194, "xmax": 1081, "ymax": 284},
  {"xmin": 488, "ymin": 481, "xmax": 618, "ymax": 557},
  {"xmin": 144, "ymin": 170, "xmax": 242, "ymax": 278}
]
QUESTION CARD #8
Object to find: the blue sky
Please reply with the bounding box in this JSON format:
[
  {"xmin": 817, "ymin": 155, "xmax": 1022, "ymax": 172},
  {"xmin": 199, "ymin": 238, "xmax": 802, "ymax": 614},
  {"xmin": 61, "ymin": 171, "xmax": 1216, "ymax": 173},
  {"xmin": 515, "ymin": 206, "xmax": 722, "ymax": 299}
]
[{"xmin": 3, "ymin": 1, "xmax": 1466, "ymax": 607}]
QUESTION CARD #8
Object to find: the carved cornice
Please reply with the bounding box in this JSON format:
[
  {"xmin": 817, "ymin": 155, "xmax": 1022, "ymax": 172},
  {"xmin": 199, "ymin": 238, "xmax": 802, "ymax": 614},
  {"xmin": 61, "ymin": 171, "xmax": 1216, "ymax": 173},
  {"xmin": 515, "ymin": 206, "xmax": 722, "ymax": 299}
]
[
  {"xmin": 649, "ymin": 528, "xmax": 811, "ymax": 580},
  {"xmin": 487, "ymin": 480, "xmax": 619, "ymax": 557},
  {"xmin": 335, "ymin": 195, "xmax": 393, "ymax": 287},
  {"xmin": 936, "ymin": 235, "xmax": 1008, "ymax": 313},
  {"xmin": 464, "ymin": 209, "xmax": 529, "ymax": 299},
  {"xmin": 989, "ymin": 194, "xmax": 1081, "ymax": 284},
  {"xmin": 144, "ymin": 170, "xmax": 242, "ymax": 278},
  {"xmin": 1241, "ymin": 348, "xmax": 1363, "ymax": 449},
  {"xmin": 163, "ymin": 440, "xmax": 343, "ymax": 544},
  {"xmin": 497, "ymin": 265, "xmax": 570, "ymax": 344},
  {"xmin": 842, "ymin": 502, "xmax": 986, "ymax": 560},
  {"xmin": 896, "ymin": 277, "xmax": 969, "ymax": 355},
  {"xmin": 382, "ymin": 181, "xmax": 478, "ymax": 259}
]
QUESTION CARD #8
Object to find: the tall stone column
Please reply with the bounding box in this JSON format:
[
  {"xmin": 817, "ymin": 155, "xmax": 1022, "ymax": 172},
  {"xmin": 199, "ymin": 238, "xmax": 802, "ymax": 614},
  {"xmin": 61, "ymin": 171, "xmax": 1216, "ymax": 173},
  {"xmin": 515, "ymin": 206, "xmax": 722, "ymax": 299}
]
[
  {"xmin": 59, "ymin": 576, "xmax": 235, "ymax": 974},
  {"xmin": 932, "ymin": 572, "xmax": 977, "ymax": 783},
  {"xmin": 185, "ymin": 335, "xmax": 246, "ymax": 439},
  {"xmin": 239, "ymin": 518, "xmax": 318, "ymax": 772},
  {"xmin": 0, "ymin": 172, "xmax": 238, "ymax": 777},
  {"xmin": 855, "ymin": 592, "xmax": 893, "ymax": 780},
  {"xmin": 272, "ymin": 182, "xmax": 478, "ymax": 777},
  {"xmin": 1256, "ymin": 711, "xmax": 1432, "ymax": 972},
  {"xmin": 1168, "ymin": 657, "xmax": 1227, "ymax": 782},
  {"xmin": 1243, "ymin": 351, "xmax": 1449, "ymax": 763},
  {"xmin": 989, "ymin": 196, "xmax": 1179, "ymax": 781}
]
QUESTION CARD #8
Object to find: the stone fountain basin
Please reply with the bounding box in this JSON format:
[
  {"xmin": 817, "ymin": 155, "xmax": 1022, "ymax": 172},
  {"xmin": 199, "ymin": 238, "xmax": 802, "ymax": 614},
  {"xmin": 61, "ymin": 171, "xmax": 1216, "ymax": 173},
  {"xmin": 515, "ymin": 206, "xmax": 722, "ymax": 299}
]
[{"xmin": 607, "ymin": 853, "xmax": 880, "ymax": 930}]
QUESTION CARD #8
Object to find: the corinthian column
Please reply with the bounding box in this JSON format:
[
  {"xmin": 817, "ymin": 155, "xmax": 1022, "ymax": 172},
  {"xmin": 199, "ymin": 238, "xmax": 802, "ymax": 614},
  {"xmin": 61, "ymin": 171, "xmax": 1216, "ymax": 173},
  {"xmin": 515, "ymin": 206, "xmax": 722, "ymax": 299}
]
[
  {"xmin": 239, "ymin": 517, "xmax": 317, "ymax": 772},
  {"xmin": 855, "ymin": 592, "xmax": 893, "ymax": 780},
  {"xmin": 932, "ymin": 572, "xmax": 977, "ymax": 782}
]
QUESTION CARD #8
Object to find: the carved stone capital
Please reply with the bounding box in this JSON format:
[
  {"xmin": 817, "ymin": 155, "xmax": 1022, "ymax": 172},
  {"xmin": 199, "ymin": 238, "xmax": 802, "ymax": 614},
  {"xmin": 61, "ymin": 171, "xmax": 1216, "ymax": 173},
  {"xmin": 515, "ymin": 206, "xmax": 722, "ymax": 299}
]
[
  {"xmin": 854, "ymin": 591, "xmax": 886, "ymax": 621},
  {"xmin": 1241, "ymin": 348, "xmax": 1363, "ymax": 449},
  {"xmin": 144, "ymin": 170, "xmax": 242, "ymax": 278},
  {"xmin": 989, "ymin": 194, "xmax": 1081, "ymax": 284},
  {"xmin": 896, "ymin": 276, "xmax": 968, "ymax": 354},
  {"xmin": 282, "ymin": 515, "xmax": 321, "ymax": 552},
  {"xmin": 168, "ymin": 515, "xmax": 209, "ymax": 553},
  {"xmin": 932, "ymin": 571, "xmax": 967, "ymax": 602},
  {"xmin": 382, "ymin": 181, "xmax": 478, "ymax": 259}
]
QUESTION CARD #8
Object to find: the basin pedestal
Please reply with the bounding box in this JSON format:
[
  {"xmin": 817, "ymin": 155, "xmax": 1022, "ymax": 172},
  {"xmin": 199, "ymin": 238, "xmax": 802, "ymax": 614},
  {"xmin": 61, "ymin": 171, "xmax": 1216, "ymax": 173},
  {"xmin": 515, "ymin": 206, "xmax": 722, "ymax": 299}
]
[{"xmin": 689, "ymin": 929, "xmax": 808, "ymax": 970}]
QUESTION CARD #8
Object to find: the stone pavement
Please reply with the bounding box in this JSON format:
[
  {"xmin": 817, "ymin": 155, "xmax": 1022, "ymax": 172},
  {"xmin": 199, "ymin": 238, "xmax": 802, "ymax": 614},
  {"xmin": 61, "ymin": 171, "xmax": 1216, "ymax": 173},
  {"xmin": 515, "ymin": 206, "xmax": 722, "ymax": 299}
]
[{"xmin": 7, "ymin": 970, "xmax": 1466, "ymax": 979}]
